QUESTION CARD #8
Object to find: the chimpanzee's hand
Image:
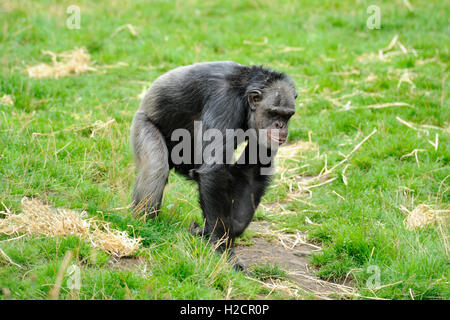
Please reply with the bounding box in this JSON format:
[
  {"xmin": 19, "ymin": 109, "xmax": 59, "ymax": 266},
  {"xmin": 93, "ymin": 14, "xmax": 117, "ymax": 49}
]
[
  {"xmin": 189, "ymin": 221, "xmax": 205, "ymax": 237},
  {"xmin": 233, "ymin": 257, "xmax": 250, "ymax": 275},
  {"xmin": 228, "ymin": 248, "xmax": 250, "ymax": 275}
]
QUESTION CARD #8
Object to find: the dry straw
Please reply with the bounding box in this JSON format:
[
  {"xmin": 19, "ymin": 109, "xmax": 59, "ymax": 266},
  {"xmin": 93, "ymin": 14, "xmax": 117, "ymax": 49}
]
[
  {"xmin": 400, "ymin": 204, "xmax": 449, "ymax": 231},
  {"xmin": 0, "ymin": 198, "xmax": 141, "ymax": 257},
  {"xmin": 271, "ymin": 129, "xmax": 377, "ymax": 204},
  {"xmin": 26, "ymin": 48, "xmax": 96, "ymax": 79},
  {"xmin": 0, "ymin": 94, "xmax": 14, "ymax": 106},
  {"xmin": 276, "ymin": 140, "xmax": 319, "ymax": 159}
]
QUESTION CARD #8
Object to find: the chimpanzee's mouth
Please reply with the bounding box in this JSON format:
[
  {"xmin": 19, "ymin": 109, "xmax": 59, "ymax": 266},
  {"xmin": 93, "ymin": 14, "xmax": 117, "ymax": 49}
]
[{"xmin": 269, "ymin": 135, "xmax": 286, "ymax": 145}]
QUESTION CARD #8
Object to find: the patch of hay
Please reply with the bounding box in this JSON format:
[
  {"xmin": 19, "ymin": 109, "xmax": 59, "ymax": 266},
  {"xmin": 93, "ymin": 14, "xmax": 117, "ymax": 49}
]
[
  {"xmin": 0, "ymin": 94, "xmax": 14, "ymax": 106},
  {"xmin": 111, "ymin": 24, "xmax": 139, "ymax": 38},
  {"xmin": 402, "ymin": 204, "xmax": 448, "ymax": 230},
  {"xmin": 249, "ymin": 277, "xmax": 305, "ymax": 299},
  {"xmin": 356, "ymin": 35, "xmax": 416, "ymax": 63},
  {"xmin": 0, "ymin": 198, "xmax": 141, "ymax": 257},
  {"xmin": 396, "ymin": 116, "xmax": 449, "ymax": 136},
  {"xmin": 267, "ymin": 129, "xmax": 378, "ymax": 211},
  {"xmin": 31, "ymin": 118, "xmax": 116, "ymax": 139},
  {"xmin": 271, "ymin": 140, "xmax": 320, "ymax": 200},
  {"xmin": 26, "ymin": 48, "xmax": 96, "ymax": 79},
  {"xmin": 277, "ymin": 140, "xmax": 319, "ymax": 159},
  {"xmin": 338, "ymin": 102, "xmax": 413, "ymax": 112},
  {"xmin": 277, "ymin": 46, "xmax": 304, "ymax": 54},
  {"xmin": 243, "ymin": 37, "xmax": 268, "ymax": 46},
  {"xmin": 275, "ymin": 140, "xmax": 318, "ymax": 182}
]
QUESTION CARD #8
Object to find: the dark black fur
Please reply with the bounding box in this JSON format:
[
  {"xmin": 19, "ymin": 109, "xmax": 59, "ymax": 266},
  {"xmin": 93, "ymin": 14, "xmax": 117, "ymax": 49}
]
[{"xmin": 131, "ymin": 61, "xmax": 296, "ymax": 271}]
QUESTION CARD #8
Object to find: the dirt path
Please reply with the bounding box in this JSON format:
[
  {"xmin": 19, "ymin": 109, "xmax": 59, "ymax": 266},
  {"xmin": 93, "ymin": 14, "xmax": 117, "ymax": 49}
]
[
  {"xmin": 107, "ymin": 220, "xmax": 356, "ymax": 299},
  {"xmin": 235, "ymin": 221, "xmax": 356, "ymax": 299}
]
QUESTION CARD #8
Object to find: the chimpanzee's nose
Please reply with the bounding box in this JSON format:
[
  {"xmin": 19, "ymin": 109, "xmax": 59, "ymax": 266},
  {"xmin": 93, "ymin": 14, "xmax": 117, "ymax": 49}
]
[{"xmin": 275, "ymin": 121, "xmax": 284, "ymax": 129}]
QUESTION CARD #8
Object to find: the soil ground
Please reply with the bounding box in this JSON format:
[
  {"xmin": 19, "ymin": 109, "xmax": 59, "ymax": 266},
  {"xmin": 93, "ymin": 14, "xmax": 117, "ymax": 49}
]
[{"xmin": 235, "ymin": 222, "xmax": 356, "ymax": 299}]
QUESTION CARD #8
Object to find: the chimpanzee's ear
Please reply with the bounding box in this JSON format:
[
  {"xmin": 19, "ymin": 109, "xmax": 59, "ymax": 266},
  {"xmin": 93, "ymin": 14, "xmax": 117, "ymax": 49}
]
[{"xmin": 248, "ymin": 90, "xmax": 262, "ymax": 110}]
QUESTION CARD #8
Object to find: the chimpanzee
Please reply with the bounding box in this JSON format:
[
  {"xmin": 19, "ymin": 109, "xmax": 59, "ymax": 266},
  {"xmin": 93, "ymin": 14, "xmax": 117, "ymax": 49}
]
[{"xmin": 130, "ymin": 61, "xmax": 297, "ymax": 271}]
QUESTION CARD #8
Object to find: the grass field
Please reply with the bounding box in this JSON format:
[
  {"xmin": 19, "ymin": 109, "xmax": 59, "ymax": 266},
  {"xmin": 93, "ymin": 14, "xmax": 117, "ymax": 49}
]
[{"xmin": 0, "ymin": 0, "xmax": 448, "ymax": 300}]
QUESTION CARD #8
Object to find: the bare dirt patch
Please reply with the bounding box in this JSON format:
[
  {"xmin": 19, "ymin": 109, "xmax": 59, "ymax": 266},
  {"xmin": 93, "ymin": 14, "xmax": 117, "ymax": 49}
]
[
  {"xmin": 107, "ymin": 257, "xmax": 147, "ymax": 271},
  {"xmin": 235, "ymin": 221, "xmax": 356, "ymax": 299}
]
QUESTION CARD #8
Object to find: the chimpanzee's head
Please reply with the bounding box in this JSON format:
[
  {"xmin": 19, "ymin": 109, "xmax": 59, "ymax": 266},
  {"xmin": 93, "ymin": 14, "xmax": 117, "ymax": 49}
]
[{"xmin": 247, "ymin": 79, "xmax": 297, "ymax": 149}]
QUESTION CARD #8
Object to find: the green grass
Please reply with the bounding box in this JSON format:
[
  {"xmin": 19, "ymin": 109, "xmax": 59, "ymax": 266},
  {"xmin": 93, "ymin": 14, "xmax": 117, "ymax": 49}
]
[{"xmin": 0, "ymin": 0, "xmax": 448, "ymax": 299}]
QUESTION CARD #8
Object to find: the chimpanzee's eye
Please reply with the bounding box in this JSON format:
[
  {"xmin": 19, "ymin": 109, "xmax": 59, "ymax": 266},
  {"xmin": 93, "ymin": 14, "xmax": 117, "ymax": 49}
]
[{"xmin": 268, "ymin": 109, "xmax": 279, "ymax": 117}]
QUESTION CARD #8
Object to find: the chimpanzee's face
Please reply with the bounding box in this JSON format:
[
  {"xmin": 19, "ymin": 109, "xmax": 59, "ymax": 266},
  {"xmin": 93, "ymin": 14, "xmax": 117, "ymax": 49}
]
[{"xmin": 248, "ymin": 80, "xmax": 297, "ymax": 148}]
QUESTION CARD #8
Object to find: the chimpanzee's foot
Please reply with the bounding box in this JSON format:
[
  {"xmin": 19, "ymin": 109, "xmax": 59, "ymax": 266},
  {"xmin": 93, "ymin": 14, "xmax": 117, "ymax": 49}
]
[
  {"xmin": 189, "ymin": 221, "xmax": 207, "ymax": 237},
  {"xmin": 232, "ymin": 257, "xmax": 250, "ymax": 275},
  {"xmin": 192, "ymin": 227, "xmax": 249, "ymax": 274},
  {"xmin": 132, "ymin": 200, "xmax": 159, "ymax": 219},
  {"xmin": 227, "ymin": 248, "xmax": 250, "ymax": 275}
]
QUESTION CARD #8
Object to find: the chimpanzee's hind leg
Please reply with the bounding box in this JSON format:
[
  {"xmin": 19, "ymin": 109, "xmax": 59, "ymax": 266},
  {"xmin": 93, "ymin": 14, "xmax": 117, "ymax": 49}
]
[
  {"xmin": 130, "ymin": 112, "xmax": 169, "ymax": 217},
  {"xmin": 192, "ymin": 164, "xmax": 253, "ymax": 273}
]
